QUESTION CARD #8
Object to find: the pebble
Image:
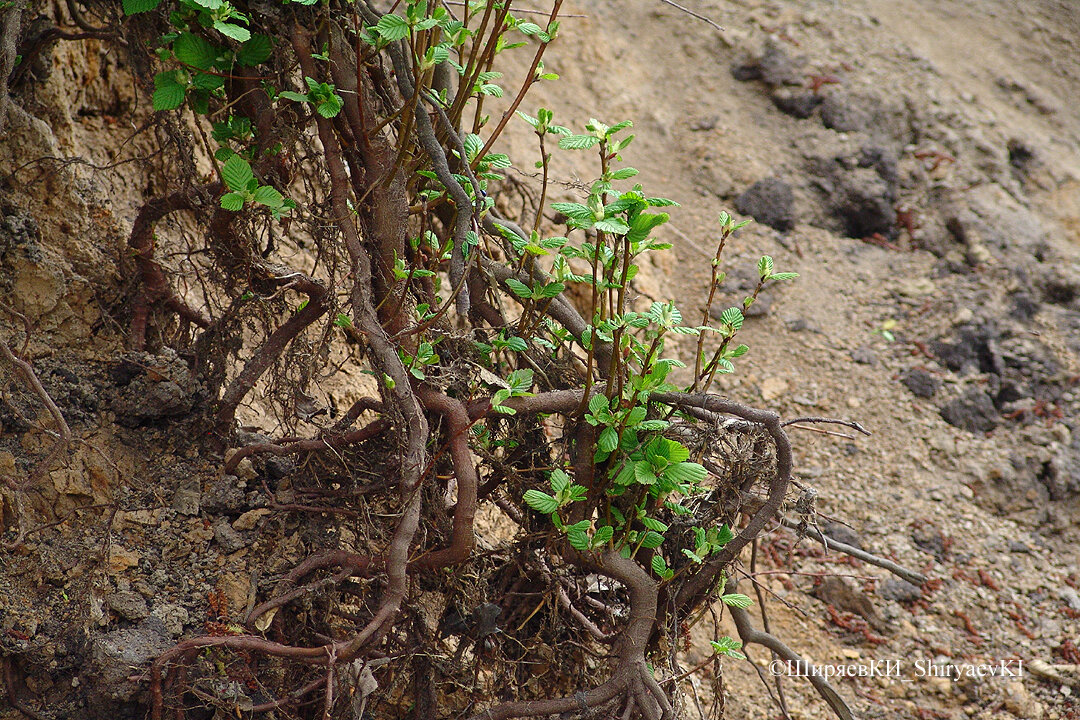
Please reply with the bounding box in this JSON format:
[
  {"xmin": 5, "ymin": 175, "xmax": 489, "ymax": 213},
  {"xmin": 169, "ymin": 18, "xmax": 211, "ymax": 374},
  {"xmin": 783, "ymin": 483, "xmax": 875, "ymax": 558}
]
[{"xmin": 760, "ymin": 376, "xmax": 789, "ymax": 401}]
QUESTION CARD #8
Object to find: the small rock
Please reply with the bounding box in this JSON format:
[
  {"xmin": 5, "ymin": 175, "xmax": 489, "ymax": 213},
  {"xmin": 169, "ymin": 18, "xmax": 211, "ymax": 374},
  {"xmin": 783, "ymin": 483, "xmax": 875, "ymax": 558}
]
[
  {"xmin": 812, "ymin": 576, "xmax": 884, "ymax": 629},
  {"xmin": 1011, "ymin": 292, "xmax": 1040, "ymax": 321},
  {"xmin": 690, "ymin": 116, "xmax": 719, "ymax": 131},
  {"xmin": 760, "ymin": 377, "xmax": 790, "ymax": 402},
  {"xmin": 901, "ymin": 368, "xmax": 941, "ymax": 398},
  {"xmin": 202, "ymin": 477, "xmax": 246, "ymax": 514},
  {"xmin": 743, "ymin": 293, "xmax": 773, "ymax": 317},
  {"xmin": 88, "ymin": 618, "xmax": 172, "ymax": 704},
  {"xmin": 730, "ymin": 40, "xmax": 801, "ymax": 86},
  {"xmin": 771, "ymin": 88, "xmax": 823, "ymax": 118},
  {"xmin": 1059, "ymin": 587, "xmax": 1080, "ymax": 613},
  {"xmin": 850, "ymin": 346, "xmax": 877, "ymax": 365},
  {"xmin": 821, "ymin": 522, "xmax": 862, "ymax": 549},
  {"xmin": 171, "ymin": 480, "xmax": 201, "ymax": 516},
  {"xmin": 213, "ymin": 518, "xmax": 249, "ymax": 553},
  {"xmin": 912, "ymin": 524, "xmax": 947, "ymax": 559},
  {"xmin": 940, "ymin": 388, "xmax": 1000, "ymax": 433},
  {"xmin": 233, "ymin": 508, "xmax": 271, "ymax": 532},
  {"xmin": 105, "ymin": 591, "xmax": 149, "ymax": 621},
  {"xmin": 898, "ymin": 277, "xmax": 936, "ymax": 297},
  {"xmin": 820, "ymin": 90, "xmax": 876, "ymax": 133},
  {"xmin": 831, "ymin": 167, "xmax": 896, "ymax": 238},
  {"xmin": 151, "ymin": 603, "xmax": 190, "ymax": 637},
  {"xmin": 107, "ymin": 545, "xmax": 140, "ymax": 574},
  {"xmin": 1003, "ymin": 680, "xmax": 1044, "ymax": 720},
  {"xmin": 735, "ymin": 177, "xmax": 795, "ymax": 231},
  {"xmin": 1008, "ymin": 541, "xmax": 1031, "ymax": 553},
  {"xmin": 880, "ymin": 578, "xmax": 922, "ymax": 603}
]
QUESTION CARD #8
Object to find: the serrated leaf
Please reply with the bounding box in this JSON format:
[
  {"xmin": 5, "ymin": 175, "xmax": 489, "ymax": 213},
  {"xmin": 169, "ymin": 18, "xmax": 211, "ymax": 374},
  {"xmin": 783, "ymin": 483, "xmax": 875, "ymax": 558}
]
[
  {"xmin": 278, "ymin": 90, "xmax": 309, "ymax": 103},
  {"xmin": 639, "ymin": 530, "xmax": 664, "ymax": 549},
  {"xmin": 219, "ymin": 192, "xmax": 245, "ymax": 211},
  {"xmin": 651, "ymin": 555, "xmax": 668, "ymax": 576},
  {"xmin": 609, "ymin": 167, "xmax": 639, "ymax": 180},
  {"xmin": 591, "ymin": 525, "xmax": 613, "ymax": 548},
  {"xmin": 710, "ymin": 637, "xmax": 746, "ymax": 659},
  {"xmin": 252, "ymin": 185, "xmax": 284, "ymax": 208},
  {"xmin": 715, "ymin": 524, "xmax": 734, "ymax": 545},
  {"xmin": 720, "ymin": 593, "xmax": 754, "ymax": 609},
  {"xmin": 122, "ymin": 0, "xmax": 162, "ymax": 14},
  {"xmin": 236, "ymin": 35, "xmax": 273, "ymax": 66},
  {"xmin": 641, "ymin": 517, "xmax": 668, "ymax": 533},
  {"xmin": 549, "ymin": 468, "xmax": 570, "ymax": 494},
  {"xmin": 634, "ymin": 461, "xmax": 657, "ymax": 485},
  {"xmin": 221, "ymin": 155, "xmax": 254, "ymax": 192},
  {"xmin": 550, "ymin": 202, "xmax": 594, "ymax": 221},
  {"xmin": 317, "ymin": 94, "xmax": 343, "ymax": 118},
  {"xmin": 593, "ymin": 217, "xmax": 629, "ymax": 235},
  {"xmin": 213, "ymin": 20, "xmax": 251, "ymax": 42},
  {"xmin": 522, "ymin": 490, "xmax": 559, "ymax": 514},
  {"xmin": 682, "ymin": 548, "xmax": 703, "ymax": 564},
  {"xmin": 664, "ymin": 461, "xmax": 707, "ymax": 486},
  {"xmin": 770, "ymin": 271, "xmax": 799, "ymax": 280},
  {"xmin": 598, "ymin": 427, "xmax": 619, "ymax": 454},
  {"xmin": 506, "ymin": 368, "xmax": 534, "ymax": 394},
  {"xmin": 558, "ymin": 134, "xmax": 600, "ymax": 150},
  {"xmin": 567, "ymin": 528, "xmax": 590, "ymax": 551},
  {"xmin": 636, "ymin": 419, "xmax": 670, "ymax": 431},
  {"xmin": 191, "ymin": 72, "xmax": 224, "ymax": 91},
  {"xmin": 174, "ymin": 32, "xmax": 217, "ymax": 70},
  {"xmin": 588, "ymin": 394, "xmax": 610, "ymax": 416},
  {"xmin": 758, "ymin": 255, "xmax": 774, "ymax": 279},
  {"xmin": 375, "ymin": 13, "xmax": 408, "ymax": 40},
  {"xmin": 719, "ymin": 307, "xmax": 744, "ymax": 331},
  {"xmin": 517, "ymin": 22, "xmax": 542, "ymax": 35},
  {"xmin": 539, "ymin": 282, "xmax": 565, "ymax": 298},
  {"xmin": 730, "ymin": 344, "xmax": 749, "ymax": 358},
  {"xmin": 152, "ymin": 81, "xmax": 185, "ymax": 111},
  {"xmin": 627, "ymin": 212, "xmax": 669, "ymax": 245},
  {"xmin": 504, "ymin": 278, "xmax": 532, "ymax": 299}
]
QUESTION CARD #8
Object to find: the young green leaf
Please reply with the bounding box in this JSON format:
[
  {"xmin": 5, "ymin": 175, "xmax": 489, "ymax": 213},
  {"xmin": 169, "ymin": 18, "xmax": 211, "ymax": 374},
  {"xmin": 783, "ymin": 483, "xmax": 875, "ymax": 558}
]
[
  {"xmin": 236, "ymin": 35, "xmax": 273, "ymax": 66},
  {"xmin": 720, "ymin": 593, "xmax": 754, "ymax": 609},
  {"xmin": 639, "ymin": 530, "xmax": 664, "ymax": 549},
  {"xmin": 598, "ymin": 426, "xmax": 619, "ymax": 453},
  {"xmin": 252, "ymin": 185, "xmax": 284, "ymax": 208},
  {"xmin": 523, "ymin": 490, "xmax": 559, "ymax": 514},
  {"xmin": 219, "ymin": 192, "xmax": 245, "ymax": 211},
  {"xmin": 221, "ymin": 155, "xmax": 254, "ymax": 192},
  {"xmin": 174, "ymin": 32, "xmax": 217, "ymax": 70}
]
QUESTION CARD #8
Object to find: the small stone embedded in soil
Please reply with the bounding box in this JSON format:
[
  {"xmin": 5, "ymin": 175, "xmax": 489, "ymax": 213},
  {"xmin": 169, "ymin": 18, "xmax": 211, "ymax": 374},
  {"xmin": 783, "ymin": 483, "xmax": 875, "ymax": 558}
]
[
  {"xmin": 901, "ymin": 368, "xmax": 941, "ymax": 398},
  {"xmin": 771, "ymin": 87, "xmax": 823, "ymax": 118},
  {"xmin": 812, "ymin": 576, "xmax": 884, "ymax": 629},
  {"xmin": 831, "ymin": 167, "xmax": 897, "ymax": 238},
  {"xmin": 106, "ymin": 545, "xmax": 140, "ymax": 574},
  {"xmin": 171, "ymin": 480, "xmax": 201, "ymax": 516},
  {"xmin": 105, "ymin": 591, "xmax": 149, "ymax": 621},
  {"xmin": 735, "ymin": 177, "xmax": 795, "ymax": 231},
  {"xmin": 759, "ymin": 376, "xmax": 790, "ymax": 401},
  {"xmin": 202, "ymin": 477, "xmax": 246, "ymax": 514},
  {"xmin": 233, "ymin": 507, "xmax": 271, "ymax": 531},
  {"xmin": 213, "ymin": 517, "xmax": 249, "ymax": 553},
  {"xmin": 880, "ymin": 578, "xmax": 922, "ymax": 603},
  {"xmin": 911, "ymin": 524, "xmax": 947, "ymax": 559},
  {"xmin": 88, "ymin": 617, "xmax": 172, "ymax": 703},
  {"xmin": 850, "ymin": 345, "xmax": 877, "ymax": 365},
  {"xmin": 822, "ymin": 522, "xmax": 862, "ymax": 549},
  {"xmin": 940, "ymin": 387, "xmax": 1000, "ymax": 433}
]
